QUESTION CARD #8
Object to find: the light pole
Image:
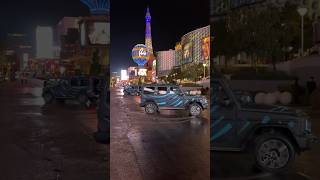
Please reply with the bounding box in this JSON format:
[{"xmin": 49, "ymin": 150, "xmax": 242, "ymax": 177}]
[
  {"xmin": 297, "ymin": 6, "xmax": 308, "ymax": 56},
  {"xmin": 203, "ymin": 63, "xmax": 207, "ymax": 79}
]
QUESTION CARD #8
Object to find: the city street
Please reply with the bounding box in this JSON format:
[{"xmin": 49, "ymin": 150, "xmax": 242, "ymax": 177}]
[
  {"xmin": 110, "ymin": 87, "xmax": 210, "ymax": 180},
  {"xmin": 211, "ymin": 110, "xmax": 320, "ymax": 180},
  {"xmin": 0, "ymin": 79, "xmax": 108, "ymax": 180}
]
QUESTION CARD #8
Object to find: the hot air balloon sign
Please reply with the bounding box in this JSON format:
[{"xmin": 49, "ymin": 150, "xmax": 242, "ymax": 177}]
[{"xmin": 132, "ymin": 44, "xmax": 149, "ymax": 67}]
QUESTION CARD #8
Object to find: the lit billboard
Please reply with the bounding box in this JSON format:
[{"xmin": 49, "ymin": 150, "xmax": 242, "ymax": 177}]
[
  {"xmin": 138, "ymin": 68, "xmax": 147, "ymax": 77},
  {"xmin": 202, "ymin": 37, "xmax": 210, "ymax": 61},
  {"xmin": 121, "ymin": 70, "xmax": 128, "ymax": 81},
  {"xmin": 183, "ymin": 42, "xmax": 193, "ymax": 64}
]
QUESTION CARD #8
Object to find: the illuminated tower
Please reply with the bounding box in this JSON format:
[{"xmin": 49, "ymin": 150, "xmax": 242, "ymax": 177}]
[
  {"xmin": 145, "ymin": 7, "xmax": 153, "ymax": 55},
  {"xmin": 145, "ymin": 7, "xmax": 156, "ymax": 81}
]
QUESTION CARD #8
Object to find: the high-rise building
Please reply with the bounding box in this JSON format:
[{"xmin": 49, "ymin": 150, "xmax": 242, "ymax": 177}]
[
  {"xmin": 180, "ymin": 26, "xmax": 210, "ymax": 65},
  {"xmin": 157, "ymin": 50, "xmax": 176, "ymax": 77},
  {"xmin": 36, "ymin": 26, "xmax": 54, "ymax": 59}
]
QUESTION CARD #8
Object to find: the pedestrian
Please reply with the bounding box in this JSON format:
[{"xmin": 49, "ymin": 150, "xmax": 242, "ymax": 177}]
[{"xmin": 306, "ymin": 76, "xmax": 317, "ymax": 95}]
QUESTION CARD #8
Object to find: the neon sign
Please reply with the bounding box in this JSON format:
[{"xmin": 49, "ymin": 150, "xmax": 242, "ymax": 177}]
[{"xmin": 132, "ymin": 44, "xmax": 149, "ymax": 67}]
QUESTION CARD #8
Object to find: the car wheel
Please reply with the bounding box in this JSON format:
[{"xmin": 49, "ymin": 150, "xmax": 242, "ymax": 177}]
[
  {"xmin": 189, "ymin": 103, "xmax": 202, "ymax": 117},
  {"xmin": 145, "ymin": 102, "xmax": 157, "ymax": 114},
  {"xmin": 43, "ymin": 92, "xmax": 54, "ymax": 104},
  {"xmin": 78, "ymin": 93, "xmax": 88, "ymax": 105},
  {"xmin": 254, "ymin": 133, "xmax": 295, "ymax": 173}
]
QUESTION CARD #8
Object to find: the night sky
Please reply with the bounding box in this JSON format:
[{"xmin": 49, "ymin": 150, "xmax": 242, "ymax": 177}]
[
  {"xmin": 0, "ymin": 0, "xmax": 209, "ymax": 73},
  {"xmin": 110, "ymin": 0, "xmax": 210, "ymax": 73},
  {"xmin": 0, "ymin": 0, "xmax": 90, "ymax": 45}
]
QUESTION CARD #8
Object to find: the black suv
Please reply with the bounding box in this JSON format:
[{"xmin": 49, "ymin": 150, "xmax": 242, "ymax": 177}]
[
  {"xmin": 140, "ymin": 84, "xmax": 208, "ymax": 116},
  {"xmin": 42, "ymin": 76, "xmax": 98, "ymax": 106},
  {"xmin": 211, "ymin": 77, "xmax": 317, "ymax": 173}
]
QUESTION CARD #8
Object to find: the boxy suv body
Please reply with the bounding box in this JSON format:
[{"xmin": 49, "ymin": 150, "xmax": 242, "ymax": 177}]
[
  {"xmin": 211, "ymin": 77, "xmax": 317, "ymax": 173},
  {"xmin": 42, "ymin": 76, "xmax": 96, "ymax": 106},
  {"xmin": 140, "ymin": 84, "xmax": 208, "ymax": 116}
]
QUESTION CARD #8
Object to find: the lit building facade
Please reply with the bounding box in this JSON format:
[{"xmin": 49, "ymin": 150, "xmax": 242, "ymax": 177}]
[
  {"xmin": 174, "ymin": 43, "xmax": 183, "ymax": 67},
  {"xmin": 180, "ymin": 25, "xmax": 210, "ymax": 65},
  {"xmin": 156, "ymin": 50, "xmax": 175, "ymax": 77},
  {"xmin": 36, "ymin": 26, "xmax": 54, "ymax": 59}
]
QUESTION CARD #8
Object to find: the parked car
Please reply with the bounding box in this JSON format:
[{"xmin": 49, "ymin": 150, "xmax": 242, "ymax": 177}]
[
  {"xmin": 123, "ymin": 85, "xmax": 142, "ymax": 96},
  {"xmin": 211, "ymin": 76, "xmax": 317, "ymax": 173},
  {"xmin": 42, "ymin": 76, "xmax": 97, "ymax": 107},
  {"xmin": 140, "ymin": 84, "xmax": 208, "ymax": 116}
]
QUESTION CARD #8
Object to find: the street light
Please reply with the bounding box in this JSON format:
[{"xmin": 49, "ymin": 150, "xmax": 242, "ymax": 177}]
[
  {"xmin": 297, "ymin": 6, "xmax": 308, "ymax": 56},
  {"xmin": 203, "ymin": 63, "xmax": 207, "ymax": 79}
]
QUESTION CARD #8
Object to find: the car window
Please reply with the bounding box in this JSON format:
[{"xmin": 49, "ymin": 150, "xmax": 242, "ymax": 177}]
[
  {"xmin": 169, "ymin": 87, "xmax": 182, "ymax": 95},
  {"xmin": 143, "ymin": 87, "xmax": 156, "ymax": 95},
  {"xmin": 158, "ymin": 87, "xmax": 168, "ymax": 95}
]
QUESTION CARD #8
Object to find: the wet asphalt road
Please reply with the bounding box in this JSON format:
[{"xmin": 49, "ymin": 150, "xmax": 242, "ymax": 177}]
[
  {"xmin": 0, "ymin": 79, "xmax": 108, "ymax": 180},
  {"xmin": 212, "ymin": 111, "xmax": 320, "ymax": 180},
  {"xmin": 110, "ymin": 87, "xmax": 210, "ymax": 180}
]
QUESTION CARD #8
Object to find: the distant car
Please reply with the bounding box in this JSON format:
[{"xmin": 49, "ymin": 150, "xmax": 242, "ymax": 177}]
[
  {"xmin": 123, "ymin": 85, "xmax": 142, "ymax": 96},
  {"xmin": 211, "ymin": 76, "xmax": 317, "ymax": 173},
  {"xmin": 42, "ymin": 76, "xmax": 96, "ymax": 106},
  {"xmin": 140, "ymin": 84, "xmax": 208, "ymax": 116}
]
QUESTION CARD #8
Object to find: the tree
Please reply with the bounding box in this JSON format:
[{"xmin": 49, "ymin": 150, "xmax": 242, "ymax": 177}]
[
  {"xmin": 182, "ymin": 63, "xmax": 203, "ymax": 83},
  {"xmin": 213, "ymin": 2, "xmax": 315, "ymax": 72}
]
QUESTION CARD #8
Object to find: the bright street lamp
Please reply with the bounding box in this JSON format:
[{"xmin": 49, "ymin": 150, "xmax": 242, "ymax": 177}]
[
  {"xmin": 297, "ymin": 6, "xmax": 308, "ymax": 56},
  {"xmin": 203, "ymin": 63, "xmax": 207, "ymax": 79}
]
